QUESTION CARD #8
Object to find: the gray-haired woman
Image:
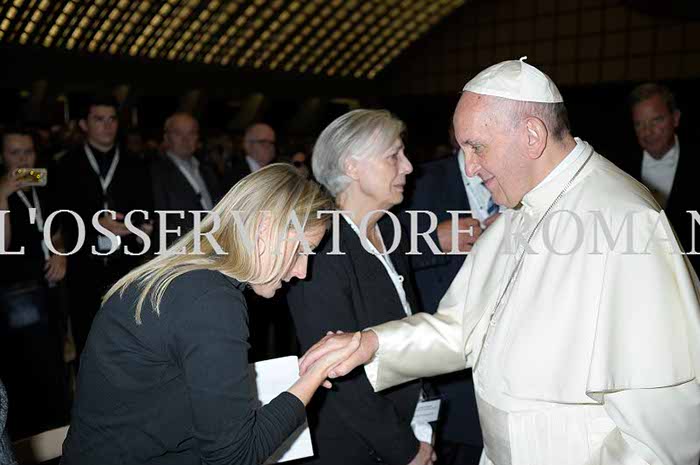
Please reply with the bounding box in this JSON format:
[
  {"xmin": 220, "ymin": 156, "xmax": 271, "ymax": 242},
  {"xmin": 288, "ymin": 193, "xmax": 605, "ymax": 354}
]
[{"xmin": 287, "ymin": 110, "xmax": 436, "ymax": 465}]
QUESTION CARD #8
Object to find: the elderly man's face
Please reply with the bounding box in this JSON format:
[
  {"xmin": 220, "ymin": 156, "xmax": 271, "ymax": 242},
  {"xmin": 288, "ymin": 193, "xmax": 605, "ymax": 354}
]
[
  {"xmin": 244, "ymin": 124, "xmax": 276, "ymax": 166},
  {"xmin": 453, "ymin": 92, "xmax": 526, "ymax": 208},
  {"xmin": 631, "ymin": 94, "xmax": 680, "ymax": 159},
  {"xmin": 165, "ymin": 115, "xmax": 199, "ymax": 159}
]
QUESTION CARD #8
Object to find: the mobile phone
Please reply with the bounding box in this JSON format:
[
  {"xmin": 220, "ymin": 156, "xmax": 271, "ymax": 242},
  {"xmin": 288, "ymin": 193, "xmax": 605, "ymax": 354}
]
[{"xmin": 15, "ymin": 168, "xmax": 47, "ymax": 187}]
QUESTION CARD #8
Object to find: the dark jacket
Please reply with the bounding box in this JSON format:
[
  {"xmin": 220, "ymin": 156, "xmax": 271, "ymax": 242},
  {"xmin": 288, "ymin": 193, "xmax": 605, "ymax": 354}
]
[
  {"xmin": 0, "ymin": 187, "xmax": 52, "ymax": 286},
  {"xmin": 62, "ymin": 270, "xmax": 305, "ymax": 465},
  {"xmin": 150, "ymin": 154, "xmax": 222, "ymax": 247},
  {"xmin": 399, "ymin": 155, "xmax": 470, "ymax": 313},
  {"xmin": 52, "ymin": 145, "xmax": 153, "ymax": 265},
  {"xmin": 621, "ymin": 137, "xmax": 699, "ymax": 273},
  {"xmin": 287, "ymin": 217, "xmax": 422, "ymax": 465},
  {"xmin": 398, "ymin": 155, "xmax": 483, "ymax": 447},
  {"xmin": 0, "ymin": 380, "xmax": 17, "ymax": 465}
]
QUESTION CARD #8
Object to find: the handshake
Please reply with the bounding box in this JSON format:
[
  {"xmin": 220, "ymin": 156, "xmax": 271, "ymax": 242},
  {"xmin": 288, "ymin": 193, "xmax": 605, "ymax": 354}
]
[
  {"xmin": 298, "ymin": 330, "xmax": 438, "ymax": 465},
  {"xmin": 299, "ymin": 330, "xmax": 379, "ymax": 388}
]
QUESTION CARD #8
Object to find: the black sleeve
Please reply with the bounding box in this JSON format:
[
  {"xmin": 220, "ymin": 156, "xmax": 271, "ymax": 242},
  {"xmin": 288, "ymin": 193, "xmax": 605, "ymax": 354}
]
[
  {"xmin": 288, "ymin": 257, "xmax": 419, "ymax": 465},
  {"xmin": 172, "ymin": 287, "xmax": 305, "ymax": 465},
  {"xmin": 0, "ymin": 380, "xmax": 17, "ymax": 465}
]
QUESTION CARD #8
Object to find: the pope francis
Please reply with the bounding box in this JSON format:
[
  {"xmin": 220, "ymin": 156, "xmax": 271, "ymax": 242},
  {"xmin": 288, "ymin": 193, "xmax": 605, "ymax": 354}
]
[{"xmin": 300, "ymin": 58, "xmax": 700, "ymax": 465}]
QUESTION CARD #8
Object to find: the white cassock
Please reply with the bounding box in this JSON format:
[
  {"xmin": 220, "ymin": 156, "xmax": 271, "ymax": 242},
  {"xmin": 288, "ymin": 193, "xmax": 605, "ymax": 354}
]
[{"xmin": 364, "ymin": 139, "xmax": 700, "ymax": 465}]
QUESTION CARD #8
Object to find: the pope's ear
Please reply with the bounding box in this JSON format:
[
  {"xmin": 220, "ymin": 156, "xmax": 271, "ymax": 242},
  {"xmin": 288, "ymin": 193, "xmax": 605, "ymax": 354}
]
[
  {"xmin": 78, "ymin": 119, "xmax": 88, "ymax": 133},
  {"xmin": 523, "ymin": 117, "xmax": 547, "ymax": 160}
]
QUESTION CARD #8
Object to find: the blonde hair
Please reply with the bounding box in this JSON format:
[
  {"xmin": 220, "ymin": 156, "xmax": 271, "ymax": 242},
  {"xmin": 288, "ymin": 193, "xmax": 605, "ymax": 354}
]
[
  {"xmin": 312, "ymin": 109, "xmax": 405, "ymax": 195},
  {"xmin": 104, "ymin": 163, "xmax": 334, "ymax": 324}
]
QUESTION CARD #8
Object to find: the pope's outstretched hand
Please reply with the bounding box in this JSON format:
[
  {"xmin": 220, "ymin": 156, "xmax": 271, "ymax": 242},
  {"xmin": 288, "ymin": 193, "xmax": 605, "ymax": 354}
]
[{"xmin": 299, "ymin": 330, "xmax": 379, "ymax": 388}]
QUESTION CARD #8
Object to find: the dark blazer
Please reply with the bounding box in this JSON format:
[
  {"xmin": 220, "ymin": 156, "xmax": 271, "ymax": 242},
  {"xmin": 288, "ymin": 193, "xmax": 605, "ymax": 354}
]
[
  {"xmin": 0, "ymin": 379, "xmax": 16, "ymax": 464},
  {"xmin": 62, "ymin": 270, "xmax": 305, "ymax": 465},
  {"xmin": 287, "ymin": 217, "xmax": 422, "ymax": 465},
  {"xmin": 224, "ymin": 156, "xmax": 252, "ymax": 190},
  {"xmin": 151, "ymin": 154, "xmax": 222, "ymax": 247},
  {"xmin": 398, "ymin": 154, "xmax": 483, "ymax": 447},
  {"xmin": 623, "ymin": 137, "xmax": 699, "ymax": 273},
  {"xmin": 399, "ymin": 155, "xmax": 470, "ymax": 312}
]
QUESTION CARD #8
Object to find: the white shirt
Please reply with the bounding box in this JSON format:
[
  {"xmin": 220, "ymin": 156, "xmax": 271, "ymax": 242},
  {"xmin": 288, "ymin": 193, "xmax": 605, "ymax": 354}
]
[
  {"xmin": 341, "ymin": 214, "xmax": 433, "ymax": 444},
  {"xmin": 166, "ymin": 152, "xmax": 213, "ymax": 210},
  {"xmin": 365, "ymin": 140, "xmax": 700, "ymax": 464},
  {"xmin": 245, "ymin": 156, "xmax": 263, "ymax": 173},
  {"xmin": 641, "ymin": 136, "xmax": 680, "ymax": 208}
]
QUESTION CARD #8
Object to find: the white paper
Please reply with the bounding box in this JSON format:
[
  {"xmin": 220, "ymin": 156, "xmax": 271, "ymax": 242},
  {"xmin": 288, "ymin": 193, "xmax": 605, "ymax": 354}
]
[{"xmin": 249, "ymin": 355, "xmax": 314, "ymax": 464}]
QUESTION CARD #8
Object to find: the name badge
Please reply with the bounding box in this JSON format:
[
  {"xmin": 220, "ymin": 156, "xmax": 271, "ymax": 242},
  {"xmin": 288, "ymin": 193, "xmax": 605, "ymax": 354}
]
[{"xmin": 412, "ymin": 398, "xmax": 442, "ymax": 423}]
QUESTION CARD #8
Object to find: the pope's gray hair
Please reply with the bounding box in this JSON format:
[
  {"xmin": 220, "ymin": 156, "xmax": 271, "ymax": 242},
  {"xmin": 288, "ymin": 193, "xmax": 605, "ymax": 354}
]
[
  {"xmin": 489, "ymin": 98, "xmax": 571, "ymax": 141},
  {"xmin": 312, "ymin": 109, "xmax": 405, "ymax": 196}
]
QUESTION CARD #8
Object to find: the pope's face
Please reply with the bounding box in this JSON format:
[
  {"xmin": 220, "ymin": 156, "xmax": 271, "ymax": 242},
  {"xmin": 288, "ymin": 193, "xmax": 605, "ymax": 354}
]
[
  {"xmin": 453, "ymin": 92, "xmax": 526, "ymax": 208},
  {"xmin": 631, "ymin": 94, "xmax": 679, "ymax": 159}
]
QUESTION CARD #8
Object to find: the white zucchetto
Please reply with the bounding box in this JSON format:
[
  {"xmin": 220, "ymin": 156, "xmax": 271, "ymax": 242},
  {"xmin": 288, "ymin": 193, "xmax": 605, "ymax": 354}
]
[{"xmin": 462, "ymin": 56, "xmax": 563, "ymax": 103}]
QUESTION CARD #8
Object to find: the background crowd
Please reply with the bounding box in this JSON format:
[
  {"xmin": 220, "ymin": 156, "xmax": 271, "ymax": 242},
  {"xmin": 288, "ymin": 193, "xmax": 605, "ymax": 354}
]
[{"xmin": 0, "ymin": 77, "xmax": 697, "ymax": 464}]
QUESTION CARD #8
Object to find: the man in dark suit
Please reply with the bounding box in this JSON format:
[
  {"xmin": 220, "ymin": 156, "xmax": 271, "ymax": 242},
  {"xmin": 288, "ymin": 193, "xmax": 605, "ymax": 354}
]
[
  {"xmin": 226, "ymin": 123, "xmax": 277, "ymax": 188},
  {"xmin": 151, "ymin": 113, "xmax": 221, "ymax": 248},
  {"xmin": 627, "ymin": 83, "xmax": 698, "ymax": 273},
  {"xmin": 54, "ymin": 95, "xmax": 153, "ymax": 359},
  {"xmin": 228, "ymin": 122, "xmax": 292, "ymax": 360},
  {"xmin": 400, "ymin": 146, "xmax": 499, "ymax": 465}
]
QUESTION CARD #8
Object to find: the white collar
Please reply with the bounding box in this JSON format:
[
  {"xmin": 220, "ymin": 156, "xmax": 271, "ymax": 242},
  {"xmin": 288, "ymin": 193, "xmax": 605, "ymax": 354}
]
[
  {"xmin": 520, "ymin": 138, "xmax": 595, "ymax": 211},
  {"xmin": 642, "ymin": 136, "xmax": 679, "ymax": 166},
  {"xmin": 246, "ymin": 156, "xmax": 263, "ymax": 173},
  {"xmin": 529, "ymin": 137, "xmax": 586, "ymax": 194},
  {"xmin": 167, "ymin": 152, "xmax": 198, "ymax": 169}
]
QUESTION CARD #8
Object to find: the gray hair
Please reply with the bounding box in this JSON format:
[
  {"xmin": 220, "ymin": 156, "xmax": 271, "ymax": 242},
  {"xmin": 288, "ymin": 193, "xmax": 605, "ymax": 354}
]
[
  {"xmin": 628, "ymin": 83, "xmax": 677, "ymax": 113},
  {"xmin": 312, "ymin": 109, "xmax": 405, "ymax": 196},
  {"xmin": 489, "ymin": 98, "xmax": 571, "ymax": 141},
  {"xmin": 163, "ymin": 112, "xmax": 198, "ymax": 133}
]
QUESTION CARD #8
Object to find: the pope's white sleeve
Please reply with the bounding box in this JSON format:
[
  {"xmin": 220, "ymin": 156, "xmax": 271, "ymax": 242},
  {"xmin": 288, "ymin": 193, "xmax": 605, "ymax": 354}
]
[
  {"xmin": 594, "ymin": 381, "xmax": 700, "ymax": 465},
  {"xmin": 364, "ymin": 253, "xmax": 476, "ymax": 392}
]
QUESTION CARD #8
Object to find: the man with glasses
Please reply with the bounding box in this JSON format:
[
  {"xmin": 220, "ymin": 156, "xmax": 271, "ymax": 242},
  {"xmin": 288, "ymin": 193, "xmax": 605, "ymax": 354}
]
[
  {"xmin": 227, "ymin": 123, "xmax": 277, "ymax": 188},
  {"xmin": 243, "ymin": 123, "xmax": 277, "ymax": 172},
  {"xmin": 628, "ymin": 83, "xmax": 697, "ymax": 272},
  {"xmin": 230, "ymin": 122, "xmax": 292, "ymax": 360}
]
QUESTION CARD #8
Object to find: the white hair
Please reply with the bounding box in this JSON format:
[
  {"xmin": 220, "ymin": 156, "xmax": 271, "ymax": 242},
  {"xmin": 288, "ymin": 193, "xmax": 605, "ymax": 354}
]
[
  {"xmin": 488, "ymin": 97, "xmax": 570, "ymax": 141},
  {"xmin": 312, "ymin": 109, "xmax": 405, "ymax": 196}
]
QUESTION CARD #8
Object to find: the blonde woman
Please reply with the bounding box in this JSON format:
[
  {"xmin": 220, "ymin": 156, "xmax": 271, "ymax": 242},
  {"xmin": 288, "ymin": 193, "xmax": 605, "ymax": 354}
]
[{"xmin": 62, "ymin": 164, "xmax": 358, "ymax": 465}]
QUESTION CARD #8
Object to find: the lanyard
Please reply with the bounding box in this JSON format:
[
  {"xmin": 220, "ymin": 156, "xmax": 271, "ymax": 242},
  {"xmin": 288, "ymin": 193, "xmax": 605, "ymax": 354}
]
[
  {"xmin": 167, "ymin": 154, "xmax": 212, "ymax": 210},
  {"xmin": 16, "ymin": 188, "xmax": 50, "ymax": 260},
  {"xmin": 84, "ymin": 143, "xmax": 120, "ymax": 210}
]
